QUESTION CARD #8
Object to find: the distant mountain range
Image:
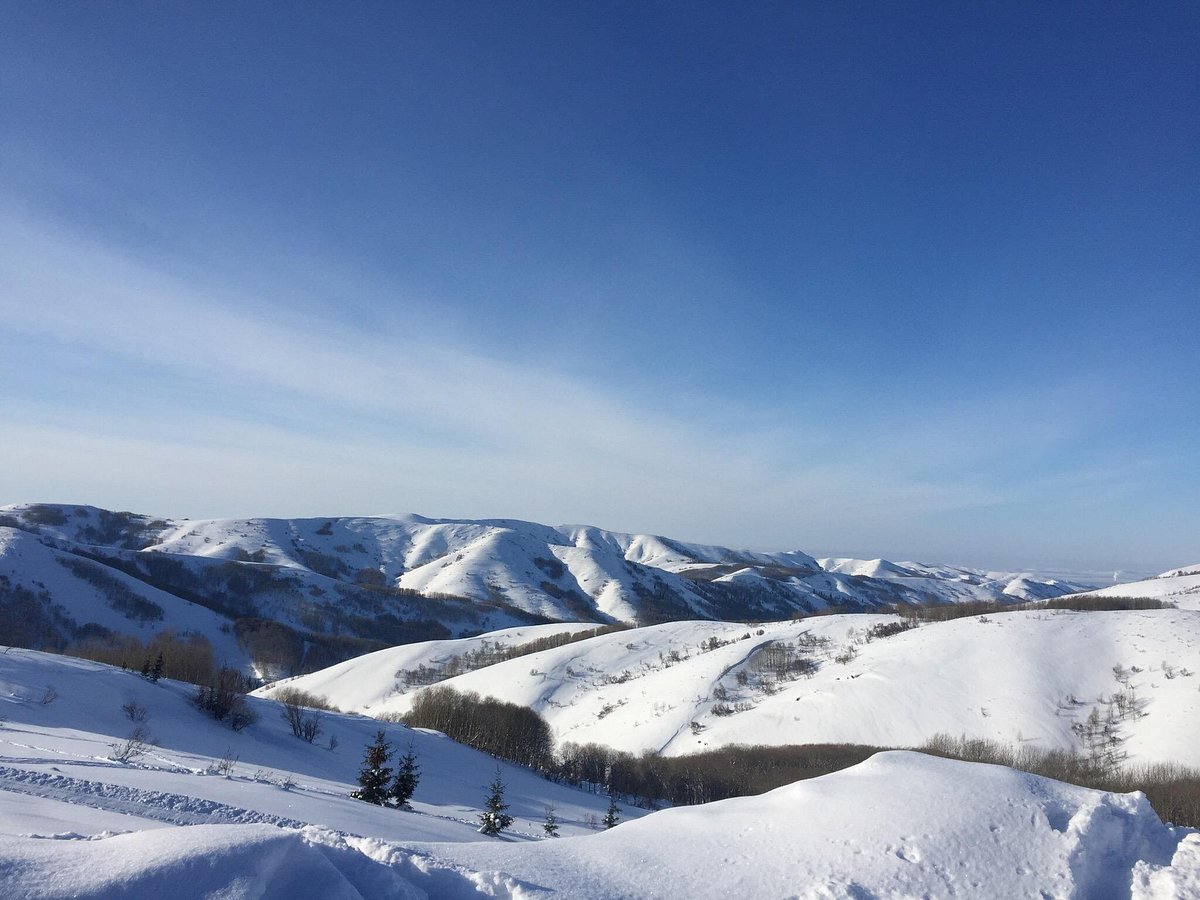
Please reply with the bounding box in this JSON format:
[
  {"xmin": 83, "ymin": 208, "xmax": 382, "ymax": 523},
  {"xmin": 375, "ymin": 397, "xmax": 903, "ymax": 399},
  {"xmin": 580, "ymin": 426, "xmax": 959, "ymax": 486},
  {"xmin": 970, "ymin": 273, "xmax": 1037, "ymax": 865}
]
[{"xmin": 0, "ymin": 502, "xmax": 1108, "ymax": 674}]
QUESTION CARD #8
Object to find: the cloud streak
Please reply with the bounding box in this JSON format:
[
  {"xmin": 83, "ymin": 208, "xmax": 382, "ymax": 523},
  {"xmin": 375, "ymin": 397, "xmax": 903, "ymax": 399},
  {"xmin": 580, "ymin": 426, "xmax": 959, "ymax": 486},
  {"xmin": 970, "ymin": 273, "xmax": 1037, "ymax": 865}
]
[{"xmin": 0, "ymin": 211, "xmax": 1185, "ymax": 569}]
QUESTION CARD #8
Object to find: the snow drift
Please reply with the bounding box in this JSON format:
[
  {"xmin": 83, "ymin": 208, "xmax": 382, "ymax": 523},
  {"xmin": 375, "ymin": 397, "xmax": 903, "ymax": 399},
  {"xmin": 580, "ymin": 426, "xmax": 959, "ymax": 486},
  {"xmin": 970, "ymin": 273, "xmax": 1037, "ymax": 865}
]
[{"xmin": 2, "ymin": 753, "xmax": 1196, "ymax": 899}]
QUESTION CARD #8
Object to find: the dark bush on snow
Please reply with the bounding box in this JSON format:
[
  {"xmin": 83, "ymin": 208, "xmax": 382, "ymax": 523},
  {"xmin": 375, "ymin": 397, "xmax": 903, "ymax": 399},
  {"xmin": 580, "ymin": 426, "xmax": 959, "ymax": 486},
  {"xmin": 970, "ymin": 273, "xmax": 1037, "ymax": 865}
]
[
  {"xmin": 194, "ymin": 666, "xmax": 258, "ymax": 731},
  {"xmin": 401, "ymin": 685, "xmax": 554, "ymax": 772}
]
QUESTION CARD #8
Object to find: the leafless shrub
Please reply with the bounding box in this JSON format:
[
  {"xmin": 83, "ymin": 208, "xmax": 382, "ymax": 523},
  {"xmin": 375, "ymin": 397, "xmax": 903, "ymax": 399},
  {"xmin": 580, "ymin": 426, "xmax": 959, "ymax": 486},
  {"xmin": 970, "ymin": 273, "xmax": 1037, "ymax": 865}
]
[
  {"xmin": 109, "ymin": 725, "xmax": 150, "ymax": 763},
  {"xmin": 229, "ymin": 701, "xmax": 258, "ymax": 732},
  {"xmin": 865, "ymin": 621, "xmax": 917, "ymax": 640},
  {"xmin": 194, "ymin": 666, "xmax": 258, "ymax": 732},
  {"xmin": 280, "ymin": 700, "xmax": 323, "ymax": 742},
  {"xmin": 206, "ymin": 748, "xmax": 238, "ymax": 777},
  {"xmin": 298, "ymin": 711, "xmax": 322, "ymax": 743},
  {"xmin": 270, "ymin": 687, "xmax": 338, "ymax": 711},
  {"xmin": 122, "ymin": 700, "xmax": 148, "ymax": 722}
]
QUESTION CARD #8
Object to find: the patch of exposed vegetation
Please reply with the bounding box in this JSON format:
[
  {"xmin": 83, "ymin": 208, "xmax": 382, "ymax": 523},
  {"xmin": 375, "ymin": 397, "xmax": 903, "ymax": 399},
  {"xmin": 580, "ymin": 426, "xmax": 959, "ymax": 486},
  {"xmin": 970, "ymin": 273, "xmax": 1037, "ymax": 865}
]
[
  {"xmin": 0, "ymin": 576, "xmax": 77, "ymax": 650},
  {"xmin": 886, "ymin": 595, "xmax": 1175, "ymax": 622},
  {"xmin": 64, "ymin": 629, "xmax": 216, "ymax": 685},
  {"xmin": 397, "ymin": 685, "xmax": 555, "ymax": 772},
  {"xmin": 56, "ymin": 557, "xmax": 164, "ymax": 622},
  {"xmin": 395, "ymin": 626, "xmax": 625, "ymax": 688}
]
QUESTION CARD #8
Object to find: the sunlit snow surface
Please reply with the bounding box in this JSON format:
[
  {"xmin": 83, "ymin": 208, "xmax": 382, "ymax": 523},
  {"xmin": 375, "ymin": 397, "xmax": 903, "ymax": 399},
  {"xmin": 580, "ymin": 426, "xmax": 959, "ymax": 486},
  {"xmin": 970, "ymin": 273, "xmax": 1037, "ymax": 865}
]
[
  {"xmin": 1, "ymin": 645, "xmax": 1198, "ymax": 897},
  {"xmin": 273, "ymin": 609, "xmax": 1200, "ymax": 765}
]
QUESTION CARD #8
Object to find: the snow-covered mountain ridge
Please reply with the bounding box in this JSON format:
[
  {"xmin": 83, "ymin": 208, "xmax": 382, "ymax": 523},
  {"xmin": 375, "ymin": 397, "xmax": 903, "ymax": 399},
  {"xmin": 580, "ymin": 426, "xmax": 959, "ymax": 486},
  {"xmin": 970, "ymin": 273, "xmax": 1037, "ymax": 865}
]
[{"xmin": 0, "ymin": 503, "xmax": 1107, "ymax": 671}]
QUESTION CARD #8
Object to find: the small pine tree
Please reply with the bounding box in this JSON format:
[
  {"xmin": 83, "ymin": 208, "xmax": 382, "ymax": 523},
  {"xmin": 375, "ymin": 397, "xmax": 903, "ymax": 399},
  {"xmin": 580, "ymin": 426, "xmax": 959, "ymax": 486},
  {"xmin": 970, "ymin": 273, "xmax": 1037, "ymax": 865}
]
[
  {"xmin": 351, "ymin": 731, "xmax": 393, "ymax": 805},
  {"xmin": 478, "ymin": 766, "xmax": 514, "ymax": 836},
  {"xmin": 149, "ymin": 652, "xmax": 164, "ymax": 683},
  {"xmin": 390, "ymin": 742, "xmax": 420, "ymax": 809},
  {"xmin": 542, "ymin": 804, "xmax": 559, "ymax": 837},
  {"xmin": 603, "ymin": 791, "xmax": 620, "ymax": 829},
  {"xmin": 140, "ymin": 658, "xmax": 151, "ymax": 678}
]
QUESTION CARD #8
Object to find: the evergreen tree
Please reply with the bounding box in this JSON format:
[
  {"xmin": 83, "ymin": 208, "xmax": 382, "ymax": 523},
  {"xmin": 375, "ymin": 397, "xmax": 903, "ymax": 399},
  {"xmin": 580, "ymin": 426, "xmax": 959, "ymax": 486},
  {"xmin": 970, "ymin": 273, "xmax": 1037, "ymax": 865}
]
[
  {"xmin": 149, "ymin": 652, "xmax": 164, "ymax": 683},
  {"xmin": 140, "ymin": 658, "xmax": 151, "ymax": 678},
  {"xmin": 478, "ymin": 766, "xmax": 514, "ymax": 836},
  {"xmin": 390, "ymin": 741, "xmax": 420, "ymax": 809},
  {"xmin": 351, "ymin": 731, "xmax": 393, "ymax": 805},
  {"xmin": 542, "ymin": 804, "xmax": 559, "ymax": 837},
  {"xmin": 603, "ymin": 791, "xmax": 620, "ymax": 829}
]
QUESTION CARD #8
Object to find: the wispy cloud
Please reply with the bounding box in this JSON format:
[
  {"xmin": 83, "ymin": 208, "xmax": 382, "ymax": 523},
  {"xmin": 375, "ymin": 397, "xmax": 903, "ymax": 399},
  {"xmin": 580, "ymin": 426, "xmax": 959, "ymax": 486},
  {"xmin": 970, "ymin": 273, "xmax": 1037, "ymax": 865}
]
[{"xmin": 0, "ymin": 212, "xmax": 1179, "ymax": 567}]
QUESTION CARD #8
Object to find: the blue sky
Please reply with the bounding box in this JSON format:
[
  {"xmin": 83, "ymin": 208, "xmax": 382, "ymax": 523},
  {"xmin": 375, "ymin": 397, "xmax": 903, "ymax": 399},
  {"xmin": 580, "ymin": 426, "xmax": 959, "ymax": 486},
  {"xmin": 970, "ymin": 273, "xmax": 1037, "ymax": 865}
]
[{"xmin": 1, "ymin": 2, "xmax": 1196, "ymax": 572}]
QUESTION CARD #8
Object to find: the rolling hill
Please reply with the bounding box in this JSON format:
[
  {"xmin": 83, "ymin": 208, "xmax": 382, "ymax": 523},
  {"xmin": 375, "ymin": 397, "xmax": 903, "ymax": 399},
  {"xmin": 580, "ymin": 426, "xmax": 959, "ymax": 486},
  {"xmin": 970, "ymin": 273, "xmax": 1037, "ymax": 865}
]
[
  {"xmin": 270, "ymin": 607, "xmax": 1200, "ymax": 766},
  {"xmin": 1077, "ymin": 565, "xmax": 1200, "ymax": 610}
]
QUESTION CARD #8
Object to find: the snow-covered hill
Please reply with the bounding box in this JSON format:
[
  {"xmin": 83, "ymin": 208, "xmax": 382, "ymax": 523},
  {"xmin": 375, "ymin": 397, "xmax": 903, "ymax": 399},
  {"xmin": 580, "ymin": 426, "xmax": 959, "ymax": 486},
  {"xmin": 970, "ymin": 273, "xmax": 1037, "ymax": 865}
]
[
  {"xmin": 0, "ymin": 648, "xmax": 1196, "ymax": 898},
  {"xmin": 0, "ymin": 647, "xmax": 640, "ymax": 845},
  {"xmin": 277, "ymin": 609, "xmax": 1200, "ymax": 765},
  {"xmin": 0, "ymin": 526, "xmax": 248, "ymax": 667},
  {"xmin": 1075, "ymin": 565, "xmax": 1200, "ymax": 611},
  {"xmin": 1, "ymin": 503, "xmax": 1103, "ymax": 675},
  {"xmin": 426, "ymin": 751, "xmax": 1199, "ymax": 900}
]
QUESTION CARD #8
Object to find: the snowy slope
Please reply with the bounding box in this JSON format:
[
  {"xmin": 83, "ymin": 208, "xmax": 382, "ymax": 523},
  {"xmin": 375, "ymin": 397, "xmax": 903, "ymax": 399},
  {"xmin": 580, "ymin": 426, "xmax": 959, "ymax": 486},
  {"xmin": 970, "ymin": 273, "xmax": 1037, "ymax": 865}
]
[
  {"xmin": 0, "ymin": 527, "xmax": 248, "ymax": 667},
  {"xmin": 2, "ymin": 747, "xmax": 1197, "ymax": 898},
  {"xmin": 426, "ymin": 751, "xmax": 1197, "ymax": 900},
  {"xmin": 1077, "ymin": 565, "xmax": 1200, "ymax": 610},
  {"xmin": 284, "ymin": 609, "xmax": 1200, "ymax": 764},
  {"xmin": 254, "ymin": 623, "xmax": 594, "ymax": 714},
  {"xmin": 0, "ymin": 648, "xmax": 642, "ymax": 845}
]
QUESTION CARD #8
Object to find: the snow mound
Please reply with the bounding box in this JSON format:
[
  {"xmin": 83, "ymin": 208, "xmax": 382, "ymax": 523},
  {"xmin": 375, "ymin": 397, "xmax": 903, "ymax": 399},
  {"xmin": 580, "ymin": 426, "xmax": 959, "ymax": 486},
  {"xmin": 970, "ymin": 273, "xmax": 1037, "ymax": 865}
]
[
  {"xmin": 1, "ymin": 752, "xmax": 1194, "ymax": 898},
  {"xmin": 0, "ymin": 823, "xmax": 427, "ymax": 900},
  {"xmin": 428, "ymin": 751, "xmax": 1196, "ymax": 899}
]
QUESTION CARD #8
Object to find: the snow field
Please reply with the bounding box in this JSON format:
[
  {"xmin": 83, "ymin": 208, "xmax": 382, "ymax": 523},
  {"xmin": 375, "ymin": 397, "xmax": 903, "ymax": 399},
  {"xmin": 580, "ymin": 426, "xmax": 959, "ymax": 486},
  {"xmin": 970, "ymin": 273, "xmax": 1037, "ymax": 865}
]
[{"xmin": 1, "ymin": 639, "xmax": 1198, "ymax": 896}]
